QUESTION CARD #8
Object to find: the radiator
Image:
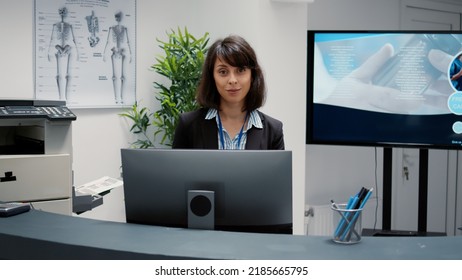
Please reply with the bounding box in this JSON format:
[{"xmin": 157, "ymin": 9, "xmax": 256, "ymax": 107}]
[{"xmin": 304, "ymin": 204, "xmax": 334, "ymax": 236}]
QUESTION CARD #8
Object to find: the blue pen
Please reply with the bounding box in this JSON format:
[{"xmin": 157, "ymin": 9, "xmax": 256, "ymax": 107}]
[
  {"xmin": 340, "ymin": 188, "xmax": 373, "ymax": 241},
  {"xmin": 334, "ymin": 195, "xmax": 358, "ymax": 238},
  {"xmin": 343, "ymin": 188, "xmax": 372, "ymax": 240},
  {"xmin": 333, "ymin": 196, "xmax": 353, "ymax": 238}
]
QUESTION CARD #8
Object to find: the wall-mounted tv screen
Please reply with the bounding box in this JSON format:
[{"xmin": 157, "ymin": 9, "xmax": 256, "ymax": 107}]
[{"xmin": 307, "ymin": 30, "xmax": 462, "ymax": 149}]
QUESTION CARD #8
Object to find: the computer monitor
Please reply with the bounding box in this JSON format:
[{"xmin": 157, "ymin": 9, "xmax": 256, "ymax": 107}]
[{"xmin": 121, "ymin": 148, "xmax": 292, "ymax": 234}]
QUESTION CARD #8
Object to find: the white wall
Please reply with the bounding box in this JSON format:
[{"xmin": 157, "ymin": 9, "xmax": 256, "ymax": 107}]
[
  {"xmin": 307, "ymin": 0, "xmax": 400, "ymax": 30},
  {"xmin": 0, "ymin": 0, "xmax": 307, "ymax": 234}
]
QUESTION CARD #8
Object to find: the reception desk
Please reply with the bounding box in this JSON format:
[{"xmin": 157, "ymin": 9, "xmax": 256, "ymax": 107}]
[{"xmin": 1, "ymin": 210, "xmax": 461, "ymax": 260}]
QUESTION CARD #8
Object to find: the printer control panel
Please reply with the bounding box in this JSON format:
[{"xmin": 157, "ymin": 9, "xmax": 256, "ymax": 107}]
[{"xmin": 0, "ymin": 100, "xmax": 76, "ymax": 121}]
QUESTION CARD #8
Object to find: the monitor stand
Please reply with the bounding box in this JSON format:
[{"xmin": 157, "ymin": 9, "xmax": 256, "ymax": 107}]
[
  {"xmin": 364, "ymin": 147, "xmax": 444, "ymax": 237},
  {"xmin": 187, "ymin": 190, "xmax": 215, "ymax": 230},
  {"xmin": 362, "ymin": 228, "xmax": 445, "ymax": 237}
]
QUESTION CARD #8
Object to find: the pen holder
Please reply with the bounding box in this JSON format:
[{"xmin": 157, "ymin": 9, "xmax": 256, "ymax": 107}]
[{"xmin": 331, "ymin": 204, "xmax": 363, "ymax": 244}]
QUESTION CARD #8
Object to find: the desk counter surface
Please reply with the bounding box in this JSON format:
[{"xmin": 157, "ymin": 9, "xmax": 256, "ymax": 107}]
[{"xmin": 1, "ymin": 210, "xmax": 461, "ymax": 260}]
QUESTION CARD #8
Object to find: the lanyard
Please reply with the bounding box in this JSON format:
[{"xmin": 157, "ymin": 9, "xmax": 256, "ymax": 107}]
[{"xmin": 217, "ymin": 112, "xmax": 248, "ymax": 149}]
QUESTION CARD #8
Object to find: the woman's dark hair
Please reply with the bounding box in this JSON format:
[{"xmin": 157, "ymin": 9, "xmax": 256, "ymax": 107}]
[{"xmin": 196, "ymin": 35, "xmax": 266, "ymax": 111}]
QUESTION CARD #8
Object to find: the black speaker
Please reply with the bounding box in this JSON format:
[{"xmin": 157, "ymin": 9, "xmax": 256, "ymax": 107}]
[{"xmin": 187, "ymin": 190, "xmax": 215, "ymax": 230}]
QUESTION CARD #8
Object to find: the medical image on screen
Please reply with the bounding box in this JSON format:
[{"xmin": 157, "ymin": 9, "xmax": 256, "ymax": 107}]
[{"xmin": 307, "ymin": 31, "xmax": 462, "ymax": 149}]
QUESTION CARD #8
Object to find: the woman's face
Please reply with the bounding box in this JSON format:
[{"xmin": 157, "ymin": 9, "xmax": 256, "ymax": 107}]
[{"xmin": 213, "ymin": 57, "xmax": 251, "ymax": 108}]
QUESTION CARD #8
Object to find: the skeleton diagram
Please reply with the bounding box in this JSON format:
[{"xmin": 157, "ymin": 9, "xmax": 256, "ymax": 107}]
[
  {"xmin": 48, "ymin": 7, "xmax": 79, "ymax": 101},
  {"xmin": 103, "ymin": 11, "xmax": 132, "ymax": 104},
  {"xmin": 85, "ymin": 10, "xmax": 100, "ymax": 47}
]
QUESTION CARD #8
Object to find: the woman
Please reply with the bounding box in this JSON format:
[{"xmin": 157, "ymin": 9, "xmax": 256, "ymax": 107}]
[{"xmin": 172, "ymin": 35, "xmax": 284, "ymax": 150}]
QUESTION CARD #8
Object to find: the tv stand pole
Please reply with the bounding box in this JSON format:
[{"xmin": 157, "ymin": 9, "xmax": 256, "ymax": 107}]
[
  {"xmin": 382, "ymin": 147, "xmax": 428, "ymax": 233},
  {"xmin": 382, "ymin": 147, "xmax": 392, "ymax": 231},
  {"xmin": 418, "ymin": 149, "xmax": 428, "ymax": 232}
]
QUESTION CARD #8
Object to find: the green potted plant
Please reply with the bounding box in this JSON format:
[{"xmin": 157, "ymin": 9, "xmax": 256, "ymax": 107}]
[{"xmin": 121, "ymin": 27, "xmax": 209, "ymax": 148}]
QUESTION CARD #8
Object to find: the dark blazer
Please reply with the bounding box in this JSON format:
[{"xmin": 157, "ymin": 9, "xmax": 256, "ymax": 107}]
[{"xmin": 172, "ymin": 108, "xmax": 284, "ymax": 150}]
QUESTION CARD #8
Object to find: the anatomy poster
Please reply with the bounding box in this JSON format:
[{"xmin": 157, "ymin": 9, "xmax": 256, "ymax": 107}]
[{"xmin": 34, "ymin": 0, "xmax": 136, "ymax": 108}]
